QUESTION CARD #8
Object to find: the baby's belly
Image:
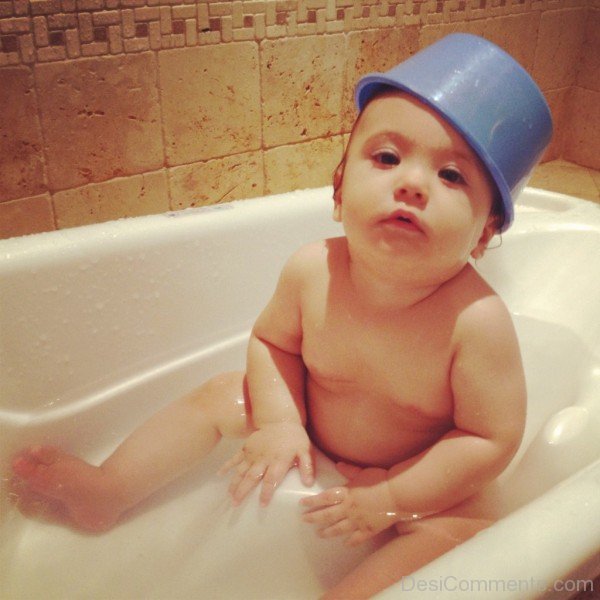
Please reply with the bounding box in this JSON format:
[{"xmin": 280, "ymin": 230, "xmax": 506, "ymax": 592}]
[{"xmin": 306, "ymin": 377, "xmax": 452, "ymax": 469}]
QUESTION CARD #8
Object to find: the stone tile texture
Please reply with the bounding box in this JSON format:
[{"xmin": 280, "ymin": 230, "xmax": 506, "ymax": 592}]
[
  {"xmin": 53, "ymin": 170, "xmax": 169, "ymax": 227},
  {"xmin": 532, "ymin": 8, "xmax": 588, "ymax": 90},
  {"xmin": 0, "ymin": 67, "xmax": 46, "ymax": 201},
  {"xmin": 264, "ymin": 135, "xmax": 344, "ymax": 195},
  {"xmin": 35, "ymin": 52, "xmax": 163, "ymax": 191},
  {"xmin": 159, "ymin": 42, "xmax": 261, "ymax": 166},
  {"xmin": 563, "ymin": 86, "xmax": 600, "ymax": 170},
  {"xmin": 168, "ymin": 150, "xmax": 264, "ymax": 209},
  {"xmin": 261, "ymin": 34, "xmax": 346, "ymax": 148},
  {"xmin": 0, "ymin": 192, "xmax": 54, "ymax": 238}
]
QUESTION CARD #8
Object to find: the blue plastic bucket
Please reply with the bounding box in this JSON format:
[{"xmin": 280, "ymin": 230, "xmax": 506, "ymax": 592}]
[{"xmin": 355, "ymin": 33, "xmax": 553, "ymax": 231}]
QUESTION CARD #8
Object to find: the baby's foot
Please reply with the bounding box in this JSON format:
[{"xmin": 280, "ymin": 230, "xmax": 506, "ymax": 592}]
[{"xmin": 11, "ymin": 446, "xmax": 125, "ymax": 533}]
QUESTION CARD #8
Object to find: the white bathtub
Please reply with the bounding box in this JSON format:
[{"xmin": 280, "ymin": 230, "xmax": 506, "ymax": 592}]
[{"xmin": 1, "ymin": 186, "xmax": 599, "ymax": 599}]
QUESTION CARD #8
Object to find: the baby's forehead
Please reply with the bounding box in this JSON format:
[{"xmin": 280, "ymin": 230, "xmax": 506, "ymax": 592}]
[{"xmin": 356, "ymin": 91, "xmax": 481, "ymax": 162}]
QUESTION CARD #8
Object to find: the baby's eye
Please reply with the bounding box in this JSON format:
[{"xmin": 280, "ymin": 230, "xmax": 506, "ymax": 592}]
[
  {"xmin": 439, "ymin": 168, "xmax": 466, "ymax": 185},
  {"xmin": 373, "ymin": 151, "xmax": 400, "ymax": 166}
]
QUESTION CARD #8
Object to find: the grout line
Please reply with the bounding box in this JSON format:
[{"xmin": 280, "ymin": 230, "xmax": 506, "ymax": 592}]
[{"xmin": 257, "ymin": 39, "xmax": 267, "ymax": 196}]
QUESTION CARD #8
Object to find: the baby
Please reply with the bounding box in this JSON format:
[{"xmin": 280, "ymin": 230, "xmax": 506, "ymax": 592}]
[{"xmin": 12, "ymin": 34, "xmax": 552, "ymax": 599}]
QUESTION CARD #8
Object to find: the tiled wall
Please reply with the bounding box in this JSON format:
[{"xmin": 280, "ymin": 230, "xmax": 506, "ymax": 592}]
[{"xmin": 1, "ymin": 0, "xmax": 599, "ymax": 239}]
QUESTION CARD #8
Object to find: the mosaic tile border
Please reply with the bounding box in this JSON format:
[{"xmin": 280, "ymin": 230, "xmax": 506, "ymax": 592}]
[{"xmin": 0, "ymin": 0, "xmax": 588, "ymax": 66}]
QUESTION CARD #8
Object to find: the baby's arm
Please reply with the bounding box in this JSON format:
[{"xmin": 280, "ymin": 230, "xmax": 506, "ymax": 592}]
[
  {"xmin": 222, "ymin": 247, "xmax": 315, "ymax": 506},
  {"xmin": 302, "ymin": 297, "xmax": 526, "ymax": 544}
]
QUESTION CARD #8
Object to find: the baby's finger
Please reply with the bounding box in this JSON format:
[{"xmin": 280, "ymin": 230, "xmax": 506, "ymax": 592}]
[
  {"xmin": 300, "ymin": 486, "xmax": 347, "ymax": 510},
  {"xmin": 218, "ymin": 451, "xmax": 245, "ymax": 476},
  {"xmin": 302, "ymin": 503, "xmax": 345, "ymax": 527},
  {"xmin": 258, "ymin": 461, "xmax": 290, "ymax": 507},
  {"xmin": 230, "ymin": 462, "xmax": 266, "ymax": 505},
  {"xmin": 319, "ymin": 518, "xmax": 354, "ymax": 539},
  {"xmin": 226, "ymin": 464, "xmax": 247, "ymax": 497},
  {"xmin": 297, "ymin": 450, "xmax": 315, "ymax": 487}
]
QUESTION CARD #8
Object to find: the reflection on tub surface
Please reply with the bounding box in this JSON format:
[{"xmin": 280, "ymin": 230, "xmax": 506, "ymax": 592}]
[{"xmin": 1, "ymin": 187, "xmax": 599, "ymax": 599}]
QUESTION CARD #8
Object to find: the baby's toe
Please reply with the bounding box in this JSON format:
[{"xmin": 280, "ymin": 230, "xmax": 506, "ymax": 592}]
[
  {"xmin": 29, "ymin": 445, "xmax": 60, "ymax": 465},
  {"xmin": 12, "ymin": 454, "xmax": 38, "ymax": 478},
  {"xmin": 11, "ymin": 451, "xmax": 65, "ymax": 497}
]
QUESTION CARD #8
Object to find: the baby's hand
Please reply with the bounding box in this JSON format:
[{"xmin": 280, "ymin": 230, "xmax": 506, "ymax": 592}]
[
  {"xmin": 300, "ymin": 462, "xmax": 398, "ymax": 546},
  {"xmin": 219, "ymin": 422, "xmax": 314, "ymax": 507}
]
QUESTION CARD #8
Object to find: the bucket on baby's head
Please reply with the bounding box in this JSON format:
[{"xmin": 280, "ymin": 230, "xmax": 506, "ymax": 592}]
[{"xmin": 355, "ymin": 33, "xmax": 553, "ymax": 232}]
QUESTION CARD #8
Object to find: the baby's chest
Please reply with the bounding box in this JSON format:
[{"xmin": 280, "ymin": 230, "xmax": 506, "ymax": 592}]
[{"xmin": 301, "ymin": 306, "xmax": 454, "ymax": 400}]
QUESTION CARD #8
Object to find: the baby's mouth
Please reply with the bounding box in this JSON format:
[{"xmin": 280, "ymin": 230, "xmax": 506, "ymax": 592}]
[{"xmin": 383, "ymin": 210, "xmax": 424, "ymax": 233}]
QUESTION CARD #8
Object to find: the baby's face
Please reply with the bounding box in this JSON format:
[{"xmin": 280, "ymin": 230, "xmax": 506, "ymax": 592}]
[{"xmin": 335, "ymin": 92, "xmax": 497, "ymax": 279}]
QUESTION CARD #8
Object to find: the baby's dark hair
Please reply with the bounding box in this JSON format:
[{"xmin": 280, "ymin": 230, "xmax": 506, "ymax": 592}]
[{"xmin": 487, "ymin": 183, "xmax": 506, "ymax": 233}]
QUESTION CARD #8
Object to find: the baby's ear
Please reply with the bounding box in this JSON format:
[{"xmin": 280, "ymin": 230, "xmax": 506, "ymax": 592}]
[
  {"xmin": 332, "ymin": 160, "xmax": 344, "ymax": 222},
  {"xmin": 471, "ymin": 217, "xmax": 497, "ymax": 259}
]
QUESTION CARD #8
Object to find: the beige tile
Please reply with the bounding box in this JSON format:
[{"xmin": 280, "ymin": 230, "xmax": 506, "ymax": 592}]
[
  {"xmin": 343, "ymin": 27, "xmax": 419, "ymax": 131},
  {"xmin": 532, "ymin": 8, "xmax": 587, "ymax": 90},
  {"xmin": 542, "ymin": 87, "xmax": 569, "ymax": 162},
  {"xmin": 563, "ymin": 87, "xmax": 600, "ymax": 171},
  {"xmin": 590, "ymin": 167, "xmax": 600, "ymax": 199},
  {"xmin": 0, "ymin": 67, "xmax": 47, "ymax": 202},
  {"xmin": 168, "ymin": 151, "xmax": 264, "ymax": 209},
  {"xmin": 261, "ymin": 35, "xmax": 346, "ymax": 148},
  {"xmin": 419, "ymin": 21, "xmax": 487, "ymax": 49},
  {"xmin": 264, "ymin": 136, "xmax": 344, "ymax": 195},
  {"xmin": 0, "ymin": 193, "xmax": 55, "ymax": 239},
  {"xmin": 479, "ymin": 12, "xmax": 541, "ymax": 72},
  {"xmin": 529, "ymin": 159, "xmax": 600, "ymax": 202},
  {"xmin": 422, "ymin": 14, "xmax": 539, "ymax": 73},
  {"xmin": 577, "ymin": 8, "xmax": 600, "ymax": 92},
  {"xmin": 53, "ymin": 170, "xmax": 169, "ymax": 228},
  {"xmin": 159, "ymin": 42, "xmax": 261, "ymax": 166},
  {"xmin": 35, "ymin": 53, "xmax": 163, "ymax": 192}
]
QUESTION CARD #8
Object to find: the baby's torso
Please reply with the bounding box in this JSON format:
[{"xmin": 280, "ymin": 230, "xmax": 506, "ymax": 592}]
[{"xmin": 299, "ymin": 238, "xmax": 487, "ymax": 468}]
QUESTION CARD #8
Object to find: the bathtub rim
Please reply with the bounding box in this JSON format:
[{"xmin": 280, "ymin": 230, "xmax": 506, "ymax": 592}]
[{"xmin": 0, "ymin": 185, "xmax": 599, "ymax": 251}]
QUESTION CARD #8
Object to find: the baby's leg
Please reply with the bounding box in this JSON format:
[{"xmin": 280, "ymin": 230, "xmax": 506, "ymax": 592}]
[
  {"xmin": 322, "ymin": 510, "xmax": 492, "ymax": 599},
  {"xmin": 11, "ymin": 371, "xmax": 252, "ymax": 533}
]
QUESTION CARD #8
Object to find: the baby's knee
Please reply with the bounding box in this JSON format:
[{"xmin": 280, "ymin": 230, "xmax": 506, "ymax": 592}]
[
  {"xmin": 189, "ymin": 371, "xmax": 251, "ymax": 437},
  {"xmin": 199, "ymin": 371, "xmax": 245, "ymax": 397}
]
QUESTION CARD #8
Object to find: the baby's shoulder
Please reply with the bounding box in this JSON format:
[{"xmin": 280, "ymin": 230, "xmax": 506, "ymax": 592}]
[
  {"xmin": 283, "ymin": 237, "xmax": 344, "ymax": 279},
  {"xmin": 450, "ymin": 266, "xmax": 515, "ymax": 340}
]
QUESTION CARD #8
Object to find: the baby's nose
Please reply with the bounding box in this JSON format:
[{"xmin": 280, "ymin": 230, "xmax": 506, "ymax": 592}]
[{"xmin": 394, "ymin": 168, "xmax": 428, "ymax": 207}]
